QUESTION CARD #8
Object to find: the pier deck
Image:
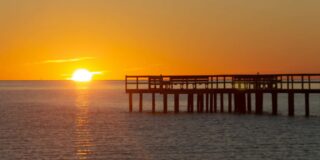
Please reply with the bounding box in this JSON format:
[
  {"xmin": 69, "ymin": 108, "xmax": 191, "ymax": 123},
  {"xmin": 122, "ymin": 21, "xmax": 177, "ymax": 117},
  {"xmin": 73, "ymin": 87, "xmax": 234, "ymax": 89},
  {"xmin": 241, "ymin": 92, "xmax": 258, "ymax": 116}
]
[{"xmin": 125, "ymin": 74, "xmax": 320, "ymax": 116}]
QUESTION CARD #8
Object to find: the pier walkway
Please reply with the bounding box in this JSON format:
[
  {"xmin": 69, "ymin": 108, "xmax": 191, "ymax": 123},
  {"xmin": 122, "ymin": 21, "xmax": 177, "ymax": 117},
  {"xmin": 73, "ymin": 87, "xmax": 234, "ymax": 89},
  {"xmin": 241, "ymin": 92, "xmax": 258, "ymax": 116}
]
[{"xmin": 125, "ymin": 74, "xmax": 320, "ymax": 116}]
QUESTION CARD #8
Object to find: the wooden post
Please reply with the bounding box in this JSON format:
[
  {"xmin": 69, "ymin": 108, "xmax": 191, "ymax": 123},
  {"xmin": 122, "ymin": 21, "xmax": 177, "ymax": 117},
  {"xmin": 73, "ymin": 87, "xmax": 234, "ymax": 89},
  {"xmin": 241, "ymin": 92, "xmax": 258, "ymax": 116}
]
[
  {"xmin": 228, "ymin": 93, "xmax": 232, "ymax": 113},
  {"xmin": 196, "ymin": 94, "xmax": 200, "ymax": 113},
  {"xmin": 196, "ymin": 94, "xmax": 200, "ymax": 112},
  {"xmin": 305, "ymin": 93, "xmax": 309, "ymax": 117},
  {"xmin": 201, "ymin": 94, "xmax": 204, "ymax": 112},
  {"xmin": 152, "ymin": 93, "xmax": 156, "ymax": 113},
  {"xmin": 190, "ymin": 94, "xmax": 194, "ymax": 113},
  {"xmin": 247, "ymin": 93, "xmax": 251, "ymax": 113},
  {"xmin": 139, "ymin": 93, "xmax": 143, "ymax": 112},
  {"xmin": 288, "ymin": 92, "xmax": 294, "ymax": 116},
  {"xmin": 174, "ymin": 94, "xmax": 179, "ymax": 113},
  {"xmin": 234, "ymin": 91, "xmax": 246, "ymax": 113},
  {"xmin": 255, "ymin": 92, "xmax": 263, "ymax": 114},
  {"xmin": 220, "ymin": 93, "xmax": 224, "ymax": 112},
  {"xmin": 188, "ymin": 94, "xmax": 194, "ymax": 113},
  {"xmin": 129, "ymin": 93, "xmax": 133, "ymax": 112},
  {"xmin": 272, "ymin": 92, "xmax": 278, "ymax": 115},
  {"xmin": 206, "ymin": 93, "xmax": 209, "ymax": 113},
  {"xmin": 210, "ymin": 93, "xmax": 213, "ymax": 113},
  {"xmin": 187, "ymin": 94, "xmax": 190, "ymax": 112},
  {"xmin": 214, "ymin": 93, "xmax": 217, "ymax": 112},
  {"xmin": 163, "ymin": 93, "xmax": 167, "ymax": 113},
  {"xmin": 198, "ymin": 94, "xmax": 204, "ymax": 113}
]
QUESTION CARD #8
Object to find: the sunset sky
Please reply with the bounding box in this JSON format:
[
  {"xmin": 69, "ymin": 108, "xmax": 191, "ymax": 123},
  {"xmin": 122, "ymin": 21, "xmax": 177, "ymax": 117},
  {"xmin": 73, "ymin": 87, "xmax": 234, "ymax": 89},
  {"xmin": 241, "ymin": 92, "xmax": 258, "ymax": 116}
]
[{"xmin": 1, "ymin": 0, "xmax": 319, "ymax": 80}]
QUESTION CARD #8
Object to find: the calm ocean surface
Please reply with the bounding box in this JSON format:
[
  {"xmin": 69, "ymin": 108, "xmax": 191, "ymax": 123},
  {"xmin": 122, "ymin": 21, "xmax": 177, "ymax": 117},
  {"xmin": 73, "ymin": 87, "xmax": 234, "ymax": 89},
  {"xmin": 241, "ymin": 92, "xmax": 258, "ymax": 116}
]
[{"xmin": 0, "ymin": 81, "xmax": 320, "ymax": 160}]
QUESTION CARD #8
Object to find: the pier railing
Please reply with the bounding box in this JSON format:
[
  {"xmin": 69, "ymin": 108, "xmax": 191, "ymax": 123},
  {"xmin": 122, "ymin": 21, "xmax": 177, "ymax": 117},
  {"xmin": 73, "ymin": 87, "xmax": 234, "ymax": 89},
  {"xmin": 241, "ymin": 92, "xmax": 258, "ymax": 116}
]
[{"xmin": 125, "ymin": 74, "xmax": 320, "ymax": 92}]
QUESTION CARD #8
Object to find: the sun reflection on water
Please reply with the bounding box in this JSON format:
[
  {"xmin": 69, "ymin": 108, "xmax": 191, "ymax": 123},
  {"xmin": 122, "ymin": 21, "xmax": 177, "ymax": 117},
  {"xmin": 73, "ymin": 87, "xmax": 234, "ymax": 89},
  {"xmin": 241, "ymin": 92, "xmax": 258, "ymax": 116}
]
[{"xmin": 74, "ymin": 86, "xmax": 94, "ymax": 159}]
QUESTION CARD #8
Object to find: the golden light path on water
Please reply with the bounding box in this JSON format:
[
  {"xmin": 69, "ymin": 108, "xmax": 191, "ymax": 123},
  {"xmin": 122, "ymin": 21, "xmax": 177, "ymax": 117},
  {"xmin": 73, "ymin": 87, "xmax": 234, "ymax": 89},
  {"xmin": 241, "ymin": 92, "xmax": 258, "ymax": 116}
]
[
  {"xmin": 71, "ymin": 81, "xmax": 152, "ymax": 159},
  {"xmin": 74, "ymin": 82, "xmax": 94, "ymax": 159}
]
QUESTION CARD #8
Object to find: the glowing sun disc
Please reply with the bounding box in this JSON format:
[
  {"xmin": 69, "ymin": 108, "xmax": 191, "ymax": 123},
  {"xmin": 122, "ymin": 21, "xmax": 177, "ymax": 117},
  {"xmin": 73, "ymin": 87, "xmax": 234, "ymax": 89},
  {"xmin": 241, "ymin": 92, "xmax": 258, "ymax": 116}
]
[{"xmin": 71, "ymin": 69, "xmax": 93, "ymax": 82}]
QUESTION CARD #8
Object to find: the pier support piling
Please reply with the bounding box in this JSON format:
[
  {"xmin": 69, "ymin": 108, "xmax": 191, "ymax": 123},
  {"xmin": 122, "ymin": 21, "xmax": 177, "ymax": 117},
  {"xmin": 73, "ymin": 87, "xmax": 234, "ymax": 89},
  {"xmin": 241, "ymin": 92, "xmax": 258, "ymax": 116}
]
[
  {"xmin": 220, "ymin": 93, "xmax": 224, "ymax": 113},
  {"xmin": 191, "ymin": 94, "xmax": 194, "ymax": 113},
  {"xmin": 305, "ymin": 93, "xmax": 309, "ymax": 117},
  {"xmin": 197, "ymin": 94, "xmax": 200, "ymax": 112},
  {"xmin": 187, "ymin": 94, "xmax": 194, "ymax": 113},
  {"xmin": 247, "ymin": 93, "xmax": 251, "ymax": 113},
  {"xmin": 210, "ymin": 93, "xmax": 213, "ymax": 113},
  {"xmin": 197, "ymin": 94, "xmax": 204, "ymax": 113},
  {"xmin": 174, "ymin": 94, "xmax": 179, "ymax": 113},
  {"xmin": 139, "ymin": 93, "xmax": 143, "ymax": 112},
  {"xmin": 228, "ymin": 93, "xmax": 232, "ymax": 113},
  {"xmin": 152, "ymin": 93, "xmax": 156, "ymax": 113},
  {"xmin": 163, "ymin": 93, "xmax": 168, "ymax": 113},
  {"xmin": 235, "ymin": 92, "xmax": 246, "ymax": 113},
  {"xmin": 255, "ymin": 92, "xmax": 263, "ymax": 114},
  {"xmin": 187, "ymin": 94, "xmax": 190, "ymax": 112},
  {"xmin": 214, "ymin": 93, "xmax": 217, "ymax": 113},
  {"xmin": 206, "ymin": 93, "xmax": 209, "ymax": 113},
  {"xmin": 201, "ymin": 94, "xmax": 204, "ymax": 112},
  {"xmin": 129, "ymin": 93, "xmax": 133, "ymax": 112},
  {"xmin": 288, "ymin": 93, "xmax": 294, "ymax": 116},
  {"xmin": 272, "ymin": 93, "xmax": 278, "ymax": 115}
]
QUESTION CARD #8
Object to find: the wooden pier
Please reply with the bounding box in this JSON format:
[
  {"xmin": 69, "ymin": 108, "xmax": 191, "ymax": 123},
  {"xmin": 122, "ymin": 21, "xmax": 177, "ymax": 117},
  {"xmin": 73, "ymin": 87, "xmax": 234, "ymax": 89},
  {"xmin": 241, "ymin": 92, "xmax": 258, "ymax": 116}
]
[{"xmin": 125, "ymin": 74, "xmax": 320, "ymax": 116}]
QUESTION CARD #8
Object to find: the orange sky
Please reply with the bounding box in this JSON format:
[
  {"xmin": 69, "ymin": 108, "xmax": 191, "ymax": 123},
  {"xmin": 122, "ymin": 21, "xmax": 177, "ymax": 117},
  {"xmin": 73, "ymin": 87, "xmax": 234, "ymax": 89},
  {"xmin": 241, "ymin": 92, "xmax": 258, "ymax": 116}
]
[{"xmin": 1, "ymin": 0, "xmax": 320, "ymax": 80}]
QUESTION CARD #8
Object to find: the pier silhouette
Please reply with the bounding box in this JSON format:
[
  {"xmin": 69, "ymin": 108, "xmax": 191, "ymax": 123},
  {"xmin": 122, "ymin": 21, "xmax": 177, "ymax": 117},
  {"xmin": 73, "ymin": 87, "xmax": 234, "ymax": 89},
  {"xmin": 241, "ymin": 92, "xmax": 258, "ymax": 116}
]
[{"xmin": 125, "ymin": 74, "xmax": 320, "ymax": 116}]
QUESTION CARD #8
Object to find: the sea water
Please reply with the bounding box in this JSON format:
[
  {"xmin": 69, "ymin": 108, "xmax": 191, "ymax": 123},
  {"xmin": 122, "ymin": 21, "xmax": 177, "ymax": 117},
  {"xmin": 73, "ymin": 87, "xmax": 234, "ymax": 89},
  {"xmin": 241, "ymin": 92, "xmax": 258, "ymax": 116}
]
[{"xmin": 0, "ymin": 81, "xmax": 319, "ymax": 160}]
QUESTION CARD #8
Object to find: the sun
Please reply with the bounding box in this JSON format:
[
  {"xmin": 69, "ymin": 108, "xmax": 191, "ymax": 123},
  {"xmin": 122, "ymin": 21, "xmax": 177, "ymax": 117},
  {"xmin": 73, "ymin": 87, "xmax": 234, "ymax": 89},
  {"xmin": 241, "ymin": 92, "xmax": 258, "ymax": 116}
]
[{"xmin": 71, "ymin": 69, "xmax": 93, "ymax": 82}]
